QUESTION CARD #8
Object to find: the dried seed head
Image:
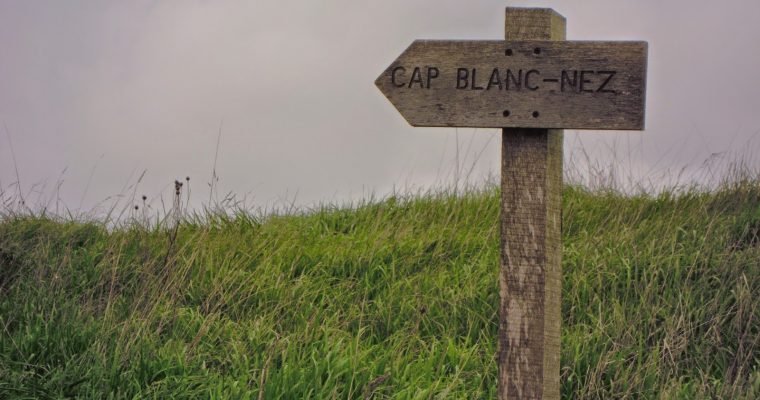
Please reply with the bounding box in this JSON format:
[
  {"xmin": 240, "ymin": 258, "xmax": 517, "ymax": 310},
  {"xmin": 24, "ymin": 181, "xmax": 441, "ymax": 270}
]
[
  {"xmin": 134, "ymin": 205, "xmax": 139, "ymax": 210},
  {"xmin": 142, "ymin": 195, "xmax": 147, "ymax": 201}
]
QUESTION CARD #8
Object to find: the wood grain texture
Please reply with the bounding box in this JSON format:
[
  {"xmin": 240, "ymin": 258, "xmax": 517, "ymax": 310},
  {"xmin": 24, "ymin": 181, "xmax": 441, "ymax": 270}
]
[
  {"xmin": 499, "ymin": 7, "xmax": 564, "ymax": 400},
  {"xmin": 375, "ymin": 40, "xmax": 647, "ymax": 130}
]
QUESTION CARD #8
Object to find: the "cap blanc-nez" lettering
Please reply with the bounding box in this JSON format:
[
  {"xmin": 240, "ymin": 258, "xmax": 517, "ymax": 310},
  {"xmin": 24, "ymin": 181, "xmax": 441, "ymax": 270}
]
[{"xmin": 391, "ymin": 66, "xmax": 616, "ymax": 93}]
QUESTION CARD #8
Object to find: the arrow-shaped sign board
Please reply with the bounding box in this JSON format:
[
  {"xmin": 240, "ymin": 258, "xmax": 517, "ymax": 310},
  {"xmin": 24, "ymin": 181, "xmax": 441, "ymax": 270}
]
[{"xmin": 375, "ymin": 40, "xmax": 647, "ymax": 130}]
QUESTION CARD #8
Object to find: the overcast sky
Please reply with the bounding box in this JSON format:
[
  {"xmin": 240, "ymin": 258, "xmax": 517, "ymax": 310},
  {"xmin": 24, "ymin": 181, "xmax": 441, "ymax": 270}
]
[{"xmin": 2, "ymin": 0, "xmax": 759, "ymax": 215}]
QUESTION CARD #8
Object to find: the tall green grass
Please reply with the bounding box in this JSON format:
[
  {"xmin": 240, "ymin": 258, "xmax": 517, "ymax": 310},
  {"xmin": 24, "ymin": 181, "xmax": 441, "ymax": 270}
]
[{"xmin": 0, "ymin": 179, "xmax": 758, "ymax": 398}]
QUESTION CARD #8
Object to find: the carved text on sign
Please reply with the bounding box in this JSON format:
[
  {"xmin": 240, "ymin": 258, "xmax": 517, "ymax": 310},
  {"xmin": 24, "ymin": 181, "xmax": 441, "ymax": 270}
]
[{"xmin": 391, "ymin": 67, "xmax": 617, "ymax": 93}]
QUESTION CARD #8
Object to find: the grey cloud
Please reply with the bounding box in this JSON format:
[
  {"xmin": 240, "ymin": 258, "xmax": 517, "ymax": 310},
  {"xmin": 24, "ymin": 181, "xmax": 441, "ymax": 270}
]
[{"xmin": 1, "ymin": 0, "xmax": 759, "ymax": 213}]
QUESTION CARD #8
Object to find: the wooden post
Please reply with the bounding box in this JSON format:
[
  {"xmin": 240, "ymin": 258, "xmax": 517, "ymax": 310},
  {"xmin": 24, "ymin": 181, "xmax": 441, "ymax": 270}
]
[{"xmin": 499, "ymin": 8, "xmax": 565, "ymax": 400}]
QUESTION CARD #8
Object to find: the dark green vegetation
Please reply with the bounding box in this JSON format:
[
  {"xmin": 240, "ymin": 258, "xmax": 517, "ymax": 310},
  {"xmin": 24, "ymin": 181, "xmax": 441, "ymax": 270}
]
[{"xmin": 1, "ymin": 182, "xmax": 759, "ymax": 399}]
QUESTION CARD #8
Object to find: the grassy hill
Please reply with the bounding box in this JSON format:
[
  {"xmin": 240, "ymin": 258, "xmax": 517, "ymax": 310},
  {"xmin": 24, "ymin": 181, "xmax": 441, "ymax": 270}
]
[{"xmin": 0, "ymin": 182, "xmax": 758, "ymax": 399}]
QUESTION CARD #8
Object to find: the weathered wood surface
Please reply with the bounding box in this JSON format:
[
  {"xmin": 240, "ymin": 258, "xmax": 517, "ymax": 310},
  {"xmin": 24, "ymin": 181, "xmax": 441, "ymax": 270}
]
[
  {"xmin": 375, "ymin": 39, "xmax": 647, "ymax": 130},
  {"xmin": 499, "ymin": 7, "xmax": 564, "ymax": 400}
]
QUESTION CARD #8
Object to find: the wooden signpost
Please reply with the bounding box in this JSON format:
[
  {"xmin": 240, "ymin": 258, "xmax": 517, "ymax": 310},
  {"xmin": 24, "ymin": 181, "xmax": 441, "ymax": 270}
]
[{"xmin": 375, "ymin": 7, "xmax": 647, "ymax": 400}]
